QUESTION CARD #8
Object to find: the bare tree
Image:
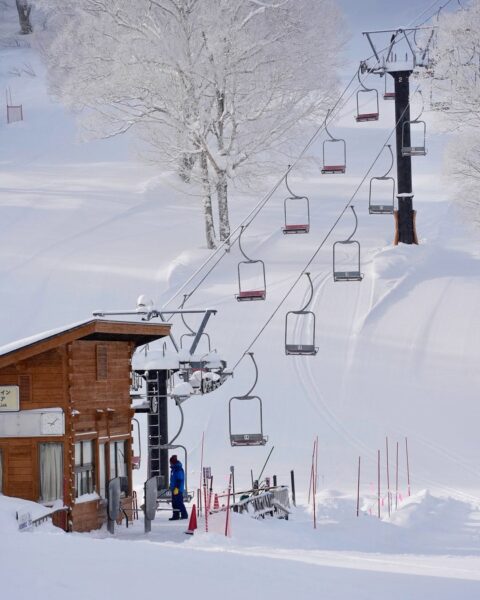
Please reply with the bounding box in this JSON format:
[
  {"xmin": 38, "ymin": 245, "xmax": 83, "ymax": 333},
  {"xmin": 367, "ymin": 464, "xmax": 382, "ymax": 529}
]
[
  {"xmin": 35, "ymin": 0, "xmax": 345, "ymax": 248},
  {"xmin": 16, "ymin": 0, "xmax": 33, "ymax": 34}
]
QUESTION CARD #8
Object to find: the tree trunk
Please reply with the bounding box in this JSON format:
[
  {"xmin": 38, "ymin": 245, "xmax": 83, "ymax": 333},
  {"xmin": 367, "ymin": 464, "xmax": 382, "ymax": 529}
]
[
  {"xmin": 200, "ymin": 151, "xmax": 216, "ymax": 249},
  {"xmin": 216, "ymin": 170, "xmax": 230, "ymax": 242},
  {"xmin": 16, "ymin": 0, "xmax": 32, "ymax": 35}
]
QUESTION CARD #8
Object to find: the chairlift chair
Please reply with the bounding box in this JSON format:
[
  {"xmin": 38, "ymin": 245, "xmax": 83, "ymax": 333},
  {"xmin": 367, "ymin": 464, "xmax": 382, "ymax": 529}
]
[
  {"xmin": 383, "ymin": 76, "xmax": 395, "ymax": 100},
  {"xmin": 369, "ymin": 145, "xmax": 396, "ymax": 215},
  {"xmin": 355, "ymin": 71, "xmax": 380, "ymax": 122},
  {"xmin": 229, "ymin": 353, "xmax": 268, "ymax": 447},
  {"xmin": 282, "ymin": 169, "xmax": 310, "ymax": 234},
  {"xmin": 401, "ymin": 120, "xmax": 427, "ymax": 156},
  {"xmin": 285, "ymin": 273, "xmax": 318, "ymax": 356},
  {"xmin": 321, "ymin": 109, "xmax": 346, "ymax": 174},
  {"xmin": 333, "ymin": 206, "xmax": 363, "ymax": 282},
  {"xmin": 235, "ymin": 226, "xmax": 267, "ymax": 301},
  {"xmin": 402, "ymin": 92, "xmax": 427, "ymax": 157}
]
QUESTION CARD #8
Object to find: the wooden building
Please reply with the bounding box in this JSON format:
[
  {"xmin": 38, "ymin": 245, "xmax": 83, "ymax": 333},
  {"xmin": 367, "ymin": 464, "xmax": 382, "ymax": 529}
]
[{"xmin": 0, "ymin": 319, "xmax": 170, "ymax": 532}]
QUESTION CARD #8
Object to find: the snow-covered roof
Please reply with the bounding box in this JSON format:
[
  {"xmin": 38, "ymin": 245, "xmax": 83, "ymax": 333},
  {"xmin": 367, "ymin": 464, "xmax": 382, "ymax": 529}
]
[{"xmin": 0, "ymin": 318, "xmax": 171, "ymax": 368}]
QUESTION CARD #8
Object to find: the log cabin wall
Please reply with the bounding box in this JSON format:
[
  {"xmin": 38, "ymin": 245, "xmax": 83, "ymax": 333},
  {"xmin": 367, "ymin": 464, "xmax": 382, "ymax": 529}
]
[
  {"xmin": 0, "ymin": 319, "xmax": 170, "ymax": 532},
  {"xmin": 68, "ymin": 340, "xmax": 134, "ymax": 532},
  {"xmin": 0, "ymin": 348, "xmax": 67, "ymax": 502}
]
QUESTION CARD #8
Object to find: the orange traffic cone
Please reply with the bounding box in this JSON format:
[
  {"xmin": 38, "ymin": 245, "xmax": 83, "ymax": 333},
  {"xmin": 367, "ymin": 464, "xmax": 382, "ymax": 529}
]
[
  {"xmin": 213, "ymin": 493, "xmax": 220, "ymax": 510},
  {"xmin": 185, "ymin": 504, "xmax": 197, "ymax": 535}
]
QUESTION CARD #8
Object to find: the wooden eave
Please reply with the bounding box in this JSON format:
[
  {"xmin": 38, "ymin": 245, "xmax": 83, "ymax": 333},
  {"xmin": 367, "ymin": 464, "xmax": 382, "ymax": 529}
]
[{"xmin": 0, "ymin": 319, "xmax": 171, "ymax": 370}]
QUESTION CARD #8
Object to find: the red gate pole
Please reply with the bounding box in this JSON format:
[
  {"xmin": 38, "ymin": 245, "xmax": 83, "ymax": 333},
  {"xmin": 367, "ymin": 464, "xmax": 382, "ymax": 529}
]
[
  {"xmin": 312, "ymin": 437, "xmax": 317, "ymax": 529},
  {"xmin": 199, "ymin": 432, "xmax": 205, "ymax": 516},
  {"xmin": 405, "ymin": 437, "xmax": 411, "ymax": 497},
  {"xmin": 386, "ymin": 437, "xmax": 391, "ymax": 517},
  {"xmin": 356, "ymin": 456, "xmax": 361, "ymax": 517}
]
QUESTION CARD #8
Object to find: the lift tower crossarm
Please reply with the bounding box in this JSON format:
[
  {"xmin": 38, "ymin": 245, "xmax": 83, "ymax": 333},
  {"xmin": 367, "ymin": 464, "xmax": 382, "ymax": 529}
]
[{"xmin": 92, "ymin": 308, "xmax": 217, "ymax": 356}]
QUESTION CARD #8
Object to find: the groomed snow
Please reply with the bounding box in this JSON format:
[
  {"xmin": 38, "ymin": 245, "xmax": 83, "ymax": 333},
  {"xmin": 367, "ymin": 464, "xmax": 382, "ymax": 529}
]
[{"xmin": 1, "ymin": 2, "xmax": 480, "ymax": 598}]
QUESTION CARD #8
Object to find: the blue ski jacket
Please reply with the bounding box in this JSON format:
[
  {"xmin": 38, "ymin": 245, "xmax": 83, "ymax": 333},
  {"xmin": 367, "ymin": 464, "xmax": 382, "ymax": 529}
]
[{"xmin": 169, "ymin": 461, "xmax": 185, "ymax": 493}]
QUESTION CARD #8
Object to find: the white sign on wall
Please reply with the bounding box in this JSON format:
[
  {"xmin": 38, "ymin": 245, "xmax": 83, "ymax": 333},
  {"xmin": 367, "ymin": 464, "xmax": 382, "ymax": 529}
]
[
  {"xmin": 0, "ymin": 386, "xmax": 19, "ymax": 412},
  {"xmin": 0, "ymin": 409, "xmax": 64, "ymax": 438}
]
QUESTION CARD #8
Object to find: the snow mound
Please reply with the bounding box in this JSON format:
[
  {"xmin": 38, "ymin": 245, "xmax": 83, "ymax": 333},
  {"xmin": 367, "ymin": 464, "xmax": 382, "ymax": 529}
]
[{"xmin": 0, "ymin": 494, "xmax": 63, "ymax": 534}]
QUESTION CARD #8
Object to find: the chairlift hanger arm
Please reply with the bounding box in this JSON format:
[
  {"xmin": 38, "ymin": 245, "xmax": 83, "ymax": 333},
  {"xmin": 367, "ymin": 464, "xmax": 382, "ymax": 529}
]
[
  {"xmin": 238, "ymin": 225, "xmax": 254, "ymax": 262},
  {"xmin": 239, "ymin": 352, "xmax": 259, "ymax": 398},
  {"xmin": 285, "ymin": 166, "xmax": 301, "ymax": 199},
  {"xmin": 345, "ymin": 206, "xmax": 359, "ymax": 242},
  {"xmin": 298, "ymin": 272, "xmax": 314, "ymax": 313},
  {"xmin": 379, "ymin": 144, "xmax": 394, "ymax": 179}
]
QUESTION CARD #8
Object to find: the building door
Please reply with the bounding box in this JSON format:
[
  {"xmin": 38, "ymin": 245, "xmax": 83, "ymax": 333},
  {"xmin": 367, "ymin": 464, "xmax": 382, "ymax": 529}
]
[{"xmin": 39, "ymin": 443, "xmax": 63, "ymax": 503}]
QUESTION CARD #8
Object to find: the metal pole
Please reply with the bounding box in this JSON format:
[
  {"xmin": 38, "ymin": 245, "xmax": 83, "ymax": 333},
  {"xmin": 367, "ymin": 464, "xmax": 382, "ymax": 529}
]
[
  {"xmin": 405, "ymin": 437, "xmax": 411, "ymax": 496},
  {"xmin": 273, "ymin": 474, "xmax": 277, "ymax": 487},
  {"xmin": 386, "ymin": 437, "xmax": 391, "ymax": 517},
  {"xmin": 225, "ymin": 473, "xmax": 233, "ymax": 537},
  {"xmin": 257, "ymin": 446, "xmax": 275, "ymax": 483},
  {"xmin": 392, "ymin": 70, "xmax": 417, "ymax": 245},
  {"xmin": 290, "ymin": 470, "xmax": 296, "ymax": 507},
  {"xmin": 356, "ymin": 456, "xmax": 361, "ymax": 517},
  {"xmin": 230, "ymin": 465, "xmax": 236, "ymax": 504},
  {"xmin": 377, "ymin": 449, "xmax": 381, "ymax": 519}
]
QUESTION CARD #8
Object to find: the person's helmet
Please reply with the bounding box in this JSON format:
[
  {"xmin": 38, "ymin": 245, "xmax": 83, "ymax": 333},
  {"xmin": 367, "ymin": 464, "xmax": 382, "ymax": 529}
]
[{"xmin": 169, "ymin": 455, "xmax": 178, "ymax": 464}]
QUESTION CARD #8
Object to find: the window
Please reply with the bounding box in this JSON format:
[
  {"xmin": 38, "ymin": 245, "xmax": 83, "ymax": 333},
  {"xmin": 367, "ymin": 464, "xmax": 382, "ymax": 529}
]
[
  {"xmin": 109, "ymin": 440, "xmax": 127, "ymax": 480},
  {"xmin": 39, "ymin": 443, "xmax": 63, "ymax": 503},
  {"xmin": 75, "ymin": 440, "xmax": 94, "ymax": 497},
  {"xmin": 98, "ymin": 443, "xmax": 106, "ymax": 498}
]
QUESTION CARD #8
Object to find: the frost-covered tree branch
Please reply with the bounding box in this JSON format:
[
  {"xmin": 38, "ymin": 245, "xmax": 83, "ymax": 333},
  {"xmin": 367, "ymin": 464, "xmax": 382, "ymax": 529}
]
[
  {"xmin": 34, "ymin": 0, "xmax": 345, "ymax": 247},
  {"xmin": 429, "ymin": 1, "xmax": 480, "ymax": 228}
]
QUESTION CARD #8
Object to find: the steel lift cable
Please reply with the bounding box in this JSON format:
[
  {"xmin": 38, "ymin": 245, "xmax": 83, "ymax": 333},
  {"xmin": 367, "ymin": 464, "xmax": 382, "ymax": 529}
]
[
  {"xmin": 160, "ymin": 0, "xmax": 445, "ymax": 314},
  {"xmin": 159, "ymin": 69, "xmax": 363, "ymax": 311},
  {"xmin": 231, "ymin": 82, "xmax": 422, "ymax": 372}
]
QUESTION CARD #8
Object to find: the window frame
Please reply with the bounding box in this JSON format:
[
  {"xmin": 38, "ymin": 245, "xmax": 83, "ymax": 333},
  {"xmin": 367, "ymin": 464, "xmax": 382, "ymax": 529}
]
[{"xmin": 74, "ymin": 439, "xmax": 95, "ymax": 498}]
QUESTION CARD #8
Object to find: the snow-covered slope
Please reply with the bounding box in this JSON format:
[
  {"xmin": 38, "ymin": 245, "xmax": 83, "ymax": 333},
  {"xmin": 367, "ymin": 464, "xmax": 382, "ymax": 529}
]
[{"xmin": 1, "ymin": 4, "xmax": 479, "ymax": 502}]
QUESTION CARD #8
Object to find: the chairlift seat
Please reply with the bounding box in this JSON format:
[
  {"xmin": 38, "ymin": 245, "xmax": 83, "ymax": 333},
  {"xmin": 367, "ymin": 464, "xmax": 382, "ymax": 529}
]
[
  {"xmin": 356, "ymin": 112, "xmax": 379, "ymax": 122},
  {"xmin": 369, "ymin": 204, "xmax": 394, "ymax": 215},
  {"xmin": 321, "ymin": 165, "xmax": 345, "ymax": 174},
  {"xmin": 282, "ymin": 224, "xmax": 309, "ymax": 234},
  {"xmin": 383, "ymin": 92, "xmax": 396, "ymax": 100},
  {"xmin": 230, "ymin": 433, "xmax": 267, "ymax": 447},
  {"xmin": 236, "ymin": 290, "xmax": 266, "ymax": 301},
  {"xmin": 285, "ymin": 344, "xmax": 318, "ymax": 356},
  {"xmin": 334, "ymin": 271, "xmax": 363, "ymax": 282},
  {"xmin": 401, "ymin": 146, "xmax": 426, "ymax": 157}
]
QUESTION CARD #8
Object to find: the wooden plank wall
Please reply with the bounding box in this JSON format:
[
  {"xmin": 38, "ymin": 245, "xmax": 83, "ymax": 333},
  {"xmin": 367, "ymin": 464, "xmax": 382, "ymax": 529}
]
[
  {"xmin": 0, "ymin": 349, "xmax": 67, "ymax": 501},
  {"xmin": 0, "ymin": 339, "xmax": 135, "ymax": 531}
]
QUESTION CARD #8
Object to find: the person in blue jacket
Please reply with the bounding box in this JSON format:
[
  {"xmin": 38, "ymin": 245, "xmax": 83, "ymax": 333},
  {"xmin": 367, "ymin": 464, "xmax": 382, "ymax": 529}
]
[{"xmin": 169, "ymin": 455, "xmax": 188, "ymax": 520}]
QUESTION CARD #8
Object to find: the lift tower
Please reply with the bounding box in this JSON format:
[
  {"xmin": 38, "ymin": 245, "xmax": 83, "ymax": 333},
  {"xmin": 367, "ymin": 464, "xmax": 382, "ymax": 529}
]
[{"xmin": 361, "ymin": 27, "xmax": 435, "ymax": 245}]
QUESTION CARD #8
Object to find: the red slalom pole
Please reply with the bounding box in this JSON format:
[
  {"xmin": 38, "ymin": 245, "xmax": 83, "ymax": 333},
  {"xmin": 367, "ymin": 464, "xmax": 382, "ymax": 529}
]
[
  {"xmin": 312, "ymin": 438, "xmax": 317, "ymax": 529},
  {"xmin": 386, "ymin": 437, "xmax": 391, "ymax": 517},
  {"xmin": 405, "ymin": 437, "xmax": 411, "ymax": 497},
  {"xmin": 356, "ymin": 456, "xmax": 361, "ymax": 517},
  {"xmin": 199, "ymin": 432, "xmax": 205, "ymax": 516}
]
